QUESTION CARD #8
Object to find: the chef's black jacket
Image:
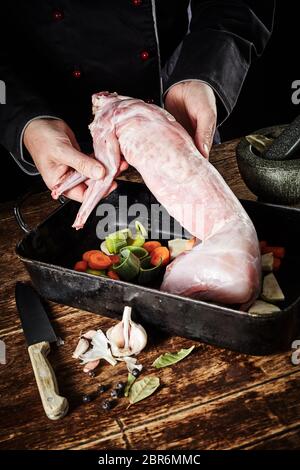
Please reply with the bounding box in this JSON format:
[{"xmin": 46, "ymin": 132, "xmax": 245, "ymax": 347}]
[{"xmin": 0, "ymin": 1, "xmax": 275, "ymax": 175}]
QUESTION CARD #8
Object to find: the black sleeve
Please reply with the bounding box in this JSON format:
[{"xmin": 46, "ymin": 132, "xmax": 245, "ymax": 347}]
[
  {"xmin": 164, "ymin": 0, "xmax": 275, "ymax": 124},
  {"xmin": 0, "ymin": 17, "xmax": 61, "ymax": 175}
]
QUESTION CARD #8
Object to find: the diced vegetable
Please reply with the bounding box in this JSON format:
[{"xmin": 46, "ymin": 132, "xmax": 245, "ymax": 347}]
[
  {"xmin": 261, "ymin": 252, "xmax": 274, "ymax": 272},
  {"xmin": 127, "ymin": 221, "xmax": 147, "ymax": 247},
  {"xmin": 74, "ymin": 260, "xmax": 88, "ymax": 272},
  {"xmin": 168, "ymin": 238, "xmax": 195, "ymax": 259},
  {"xmin": 150, "ymin": 246, "xmax": 170, "ymax": 267},
  {"xmin": 143, "ymin": 241, "xmax": 162, "ymax": 253},
  {"xmin": 128, "ymin": 235, "xmax": 145, "ymax": 247},
  {"xmin": 261, "ymin": 273, "xmax": 285, "ymax": 303},
  {"xmin": 248, "ymin": 300, "xmax": 281, "ymax": 314},
  {"xmin": 100, "ymin": 240, "xmax": 111, "ymax": 256},
  {"xmin": 88, "ymin": 251, "xmax": 112, "ymax": 270},
  {"xmin": 109, "ymin": 254, "xmax": 120, "ymax": 264},
  {"xmin": 107, "ymin": 270, "xmax": 120, "ymax": 280},
  {"xmin": 135, "ymin": 221, "xmax": 148, "ymax": 237},
  {"xmin": 83, "ymin": 250, "xmax": 101, "ymax": 262},
  {"xmin": 138, "ymin": 256, "xmax": 162, "ymax": 285},
  {"xmin": 86, "ymin": 268, "xmax": 108, "ymax": 277},
  {"xmin": 122, "ymin": 246, "xmax": 148, "ymax": 259},
  {"xmin": 113, "ymin": 249, "xmax": 140, "ymax": 281},
  {"xmin": 261, "ymin": 245, "xmax": 285, "ymax": 258},
  {"xmin": 76, "ymin": 222, "xmax": 176, "ymax": 285},
  {"xmin": 105, "ymin": 232, "xmax": 128, "ymax": 254}
]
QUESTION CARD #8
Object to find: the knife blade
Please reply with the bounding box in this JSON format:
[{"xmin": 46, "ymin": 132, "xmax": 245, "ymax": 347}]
[{"xmin": 15, "ymin": 282, "xmax": 68, "ymax": 420}]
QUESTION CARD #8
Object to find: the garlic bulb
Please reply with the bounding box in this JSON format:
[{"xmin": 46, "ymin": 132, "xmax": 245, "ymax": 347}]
[{"xmin": 106, "ymin": 306, "xmax": 147, "ymax": 357}]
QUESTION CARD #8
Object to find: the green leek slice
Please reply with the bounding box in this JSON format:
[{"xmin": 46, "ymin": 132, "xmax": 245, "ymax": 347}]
[
  {"xmin": 86, "ymin": 268, "xmax": 108, "ymax": 277},
  {"xmin": 129, "ymin": 234, "xmax": 145, "ymax": 247},
  {"xmin": 135, "ymin": 220, "xmax": 148, "ymax": 237},
  {"xmin": 138, "ymin": 256, "xmax": 162, "ymax": 285},
  {"xmin": 122, "ymin": 246, "xmax": 148, "ymax": 259},
  {"xmin": 113, "ymin": 249, "xmax": 140, "ymax": 281},
  {"xmin": 105, "ymin": 232, "xmax": 128, "ymax": 254},
  {"xmin": 127, "ymin": 221, "xmax": 148, "ymax": 247}
]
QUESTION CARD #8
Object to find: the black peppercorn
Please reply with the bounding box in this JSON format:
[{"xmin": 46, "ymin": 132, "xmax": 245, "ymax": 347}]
[
  {"xmin": 132, "ymin": 368, "xmax": 140, "ymax": 377},
  {"xmin": 82, "ymin": 394, "xmax": 92, "ymax": 404},
  {"xmin": 102, "ymin": 399, "xmax": 112, "ymax": 411},
  {"xmin": 116, "ymin": 382, "xmax": 125, "ymax": 391},
  {"xmin": 111, "ymin": 389, "xmax": 120, "ymax": 399},
  {"xmin": 97, "ymin": 384, "xmax": 106, "ymax": 394}
]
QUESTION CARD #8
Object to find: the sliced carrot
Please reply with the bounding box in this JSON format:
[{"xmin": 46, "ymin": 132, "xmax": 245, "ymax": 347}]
[
  {"xmin": 150, "ymin": 246, "xmax": 170, "ymax": 267},
  {"xmin": 109, "ymin": 254, "xmax": 120, "ymax": 264},
  {"xmin": 143, "ymin": 241, "xmax": 162, "ymax": 253},
  {"xmin": 88, "ymin": 252, "xmax": 112, "ymax": 270},
  {"xmin": 107, "ymin": 270, "xmax": 120, "ymax": 280},
  {"xmin": 259, "ymin": 240, "xmax": 267, "ymax": 251},
  {"xmin": 261, "ymin": 246, "xmax": 285, "ymax": 258},
  {"xmin": 83, "ymin": 250, "xmax": 101, "ymax": 262},
  {"xmin": 273, "ymin": 257, "xmax": 281, "ymax": 271},
  {"xmin": 74, "ymin": 260, "xmax": 88, "ymax": 272}
]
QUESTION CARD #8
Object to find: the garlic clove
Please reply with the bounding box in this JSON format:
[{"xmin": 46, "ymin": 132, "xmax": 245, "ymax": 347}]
[
  {"xmin": 82, "ymin": 329, "xmax": 97, "ymax": 340},
  {"xmin": 106, "ymin": 321, "xmax": 126, "ymax": 349},
  {"xmin": 80, "ymin": 329, "xmax": 117, "ymax": 366},
  {"xmin": 83, "ymin": 359, "xmax": 100, "ymax": 373},
  {"xmin": 106, "ymin": 306, "xmax": 147, "ymax": 357},
  {"xmin": 128, "ymin": 323, "xmax": 147, "ymax": 355},
  {"xmin": 121, "ymin": 356, "xmax": 143, "ymax": 374},
  {"xmin": 72, "ymin": 337, "xmax": 90, "ymax": 359}
]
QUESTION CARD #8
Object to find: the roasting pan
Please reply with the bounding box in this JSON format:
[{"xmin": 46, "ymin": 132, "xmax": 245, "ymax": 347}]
[{"xmin": 15, "ymin": 181, "xmax": 300, "ymax": 355}]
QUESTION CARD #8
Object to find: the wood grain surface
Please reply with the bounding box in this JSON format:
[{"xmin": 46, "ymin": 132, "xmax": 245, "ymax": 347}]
[{"xmin": 0, "ymin": 140, "xmax": 299, "ymax": 450}]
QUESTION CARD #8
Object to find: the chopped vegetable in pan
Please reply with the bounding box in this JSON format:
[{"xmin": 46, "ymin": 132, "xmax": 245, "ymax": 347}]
[{"xmin": 73, "ymin": 220, "xmax": 194, "ymax": 286}]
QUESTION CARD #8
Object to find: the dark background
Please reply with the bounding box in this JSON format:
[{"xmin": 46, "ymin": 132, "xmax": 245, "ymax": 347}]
[{"xmin": 1, "ymin": 1, "xmax": 299, "ymax": 202}]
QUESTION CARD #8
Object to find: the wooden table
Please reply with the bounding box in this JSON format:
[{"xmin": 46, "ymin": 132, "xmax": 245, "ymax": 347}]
[{"xmin": 1, "ymin": 140, "xmax": 300, "ymax": 450}]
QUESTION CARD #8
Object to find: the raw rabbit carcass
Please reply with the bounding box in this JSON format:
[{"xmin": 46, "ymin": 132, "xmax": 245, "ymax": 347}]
[{"xmin": 52, "ymin": 92, "xmax": 261, "ymax": 305}]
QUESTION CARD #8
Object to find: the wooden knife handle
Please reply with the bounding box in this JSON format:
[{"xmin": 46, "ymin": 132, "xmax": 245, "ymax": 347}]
[{"xmin": 28, "ymin": 341, "xmax": 69, "ymax": 420}]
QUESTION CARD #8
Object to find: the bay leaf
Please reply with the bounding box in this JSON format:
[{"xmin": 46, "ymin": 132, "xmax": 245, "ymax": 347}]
[
  {"xmin": 246, "ymin": 134, "xmax": 274, "ymax": 154},
  {"xmin": 124, "ymin": 373, "xmax": 136, "ymax": 397},
  {"xmin": 152, "ymin": 345, "xmax": 195, "ymax": 368},
  {"xmin": 128, "ymin": 376, "xmax": 160, "ymax": 405}
]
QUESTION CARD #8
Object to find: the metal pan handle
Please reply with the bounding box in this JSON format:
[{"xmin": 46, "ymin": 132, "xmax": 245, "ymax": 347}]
[{"xmin": 14, "ymin": 185, "xmax": 66, "ymax": 234}]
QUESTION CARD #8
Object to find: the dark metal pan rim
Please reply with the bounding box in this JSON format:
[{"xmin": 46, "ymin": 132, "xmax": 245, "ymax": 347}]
[{"xmin": 15, "ymin": 248, "xmax": 291, "ymax": 321}]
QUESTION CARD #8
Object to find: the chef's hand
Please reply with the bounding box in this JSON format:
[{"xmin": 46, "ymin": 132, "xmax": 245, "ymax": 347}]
[
  {"xmin": 164, "ymin": 81, "xmax": 217, "ymax": 159},
  {"xmin": 23, "ymin": 118, "xmax": 106, "ymax": 202}
]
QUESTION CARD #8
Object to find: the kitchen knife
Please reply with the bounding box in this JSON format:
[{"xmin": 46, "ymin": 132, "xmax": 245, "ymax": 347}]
[{"xmin": 15, "ymin": 282, "xmax": 69, "ymax": 420}]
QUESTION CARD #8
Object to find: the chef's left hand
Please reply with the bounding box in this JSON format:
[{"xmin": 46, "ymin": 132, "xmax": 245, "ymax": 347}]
[{"xmin": 164, "ymin": 81, "xmax": 217, "ymax": 159}]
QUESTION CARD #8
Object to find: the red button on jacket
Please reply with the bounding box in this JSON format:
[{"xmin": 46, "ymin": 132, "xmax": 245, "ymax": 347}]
[
  {"xmin": 140, "ymin": 50, "xmax": 149, "ymax": 61},
  {"xmin": 52, "ymin": 9, "xmax": 64, "ymax": 22},
  {"xmin": 72, "ymin": 69, "xmax": 81, "ymax": 79}
]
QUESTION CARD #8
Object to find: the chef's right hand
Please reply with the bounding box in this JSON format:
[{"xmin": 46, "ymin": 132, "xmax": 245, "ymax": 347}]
[{"xmin": 23, "ymin": 118, "xmax": 105, "ymax": 202}]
